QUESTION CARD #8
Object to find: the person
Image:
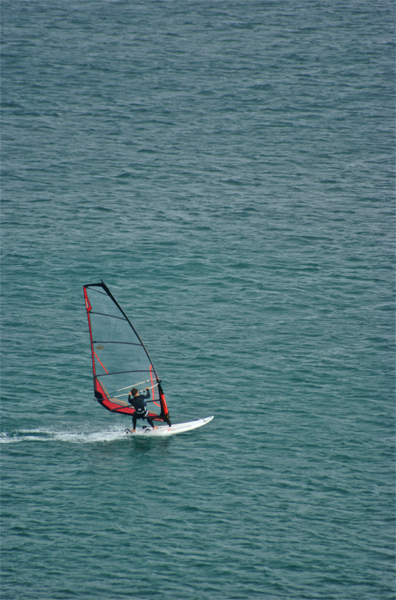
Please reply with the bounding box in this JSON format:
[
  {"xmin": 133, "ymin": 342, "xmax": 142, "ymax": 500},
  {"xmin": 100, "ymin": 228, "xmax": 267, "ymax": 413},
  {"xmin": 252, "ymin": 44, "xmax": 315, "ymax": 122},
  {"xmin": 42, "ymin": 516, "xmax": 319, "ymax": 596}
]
[{"xmin": 128, "ymin": 387, "xmax": 158, "ymax": 433}]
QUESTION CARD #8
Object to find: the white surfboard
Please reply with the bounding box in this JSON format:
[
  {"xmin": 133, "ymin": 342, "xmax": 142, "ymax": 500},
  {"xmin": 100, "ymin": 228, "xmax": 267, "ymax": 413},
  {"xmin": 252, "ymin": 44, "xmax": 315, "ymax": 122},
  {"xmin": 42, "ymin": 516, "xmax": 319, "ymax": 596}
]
[{"xmin": 126, "ymin": 416, "xmax": 214, "ymax": 437}]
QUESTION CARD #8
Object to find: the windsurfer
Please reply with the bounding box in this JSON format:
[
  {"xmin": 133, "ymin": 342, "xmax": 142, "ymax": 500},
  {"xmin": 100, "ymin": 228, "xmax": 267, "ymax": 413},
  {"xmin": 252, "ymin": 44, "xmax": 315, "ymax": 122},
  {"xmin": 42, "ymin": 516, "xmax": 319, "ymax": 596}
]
[{"xmin": 128, "ymin": 387, "xmax": 158, "ymax": 433}]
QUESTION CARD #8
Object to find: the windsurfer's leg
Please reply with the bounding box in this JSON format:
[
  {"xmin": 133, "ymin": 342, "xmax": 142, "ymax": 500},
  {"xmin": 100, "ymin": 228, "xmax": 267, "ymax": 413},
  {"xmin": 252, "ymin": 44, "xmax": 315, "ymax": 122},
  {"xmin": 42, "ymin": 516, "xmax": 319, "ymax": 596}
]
[
  {"xmin": 132, "ymin": 414, "xmax": 137, "ymax": 432},
  {"xmin": 146, "ymin": 416, "xmax": 157, "ymax": 430}
]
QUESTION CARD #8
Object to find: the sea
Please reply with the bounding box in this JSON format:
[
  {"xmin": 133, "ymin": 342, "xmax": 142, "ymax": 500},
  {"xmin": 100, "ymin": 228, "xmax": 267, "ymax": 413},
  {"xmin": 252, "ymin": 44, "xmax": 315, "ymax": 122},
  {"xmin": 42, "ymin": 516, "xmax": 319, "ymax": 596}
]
[{"xmin": 1, "ymin": 1, "xmax": 395, "ymax": 599}]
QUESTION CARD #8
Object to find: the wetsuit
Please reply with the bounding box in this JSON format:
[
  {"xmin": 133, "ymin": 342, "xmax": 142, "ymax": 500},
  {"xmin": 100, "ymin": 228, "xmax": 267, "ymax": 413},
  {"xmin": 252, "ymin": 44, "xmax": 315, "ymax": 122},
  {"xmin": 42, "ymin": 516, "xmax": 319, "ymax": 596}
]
[{"xmin": 128, "ymin": 389, "xmax": 155, "ymax": 430}]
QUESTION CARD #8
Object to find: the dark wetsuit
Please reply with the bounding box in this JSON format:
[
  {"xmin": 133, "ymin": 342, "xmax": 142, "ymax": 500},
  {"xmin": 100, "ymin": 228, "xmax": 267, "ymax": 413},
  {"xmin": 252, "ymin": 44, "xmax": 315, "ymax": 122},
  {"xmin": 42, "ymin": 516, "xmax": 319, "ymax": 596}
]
[{"xmin": 128, "ymin": 389, "xmax": 155, "ymax": 430}]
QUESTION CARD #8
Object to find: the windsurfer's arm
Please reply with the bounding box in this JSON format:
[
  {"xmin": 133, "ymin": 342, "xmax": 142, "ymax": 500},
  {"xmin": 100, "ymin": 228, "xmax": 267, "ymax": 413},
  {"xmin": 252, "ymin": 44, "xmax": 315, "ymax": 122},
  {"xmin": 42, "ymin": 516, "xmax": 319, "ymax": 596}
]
[{"xmin": 144, "ymin": 388, "xmax": 150, "ymax": 399}]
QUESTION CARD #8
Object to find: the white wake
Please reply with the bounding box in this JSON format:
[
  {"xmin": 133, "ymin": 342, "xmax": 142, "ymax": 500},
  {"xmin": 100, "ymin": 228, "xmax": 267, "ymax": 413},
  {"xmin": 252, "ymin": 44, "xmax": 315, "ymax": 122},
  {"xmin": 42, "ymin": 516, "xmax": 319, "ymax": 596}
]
[{"xmin": 0, "ymin": 426, "xmax": 129, "ymax": 444}]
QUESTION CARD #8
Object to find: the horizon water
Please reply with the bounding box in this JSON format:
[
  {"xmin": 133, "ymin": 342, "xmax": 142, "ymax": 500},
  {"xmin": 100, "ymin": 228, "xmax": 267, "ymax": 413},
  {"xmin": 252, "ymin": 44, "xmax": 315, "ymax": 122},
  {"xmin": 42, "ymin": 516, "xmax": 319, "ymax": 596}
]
[{"xmin": 1, "ymin": 1, "xmax": 395, "ymax": 599}]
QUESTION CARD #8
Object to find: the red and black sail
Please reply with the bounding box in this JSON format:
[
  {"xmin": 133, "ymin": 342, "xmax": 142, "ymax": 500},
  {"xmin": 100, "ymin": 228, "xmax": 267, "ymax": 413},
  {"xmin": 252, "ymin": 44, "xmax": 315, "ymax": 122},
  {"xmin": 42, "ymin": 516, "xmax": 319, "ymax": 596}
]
[{"xmin": 83, "ymin": 281, "xmax": 170, "ymax": 424}]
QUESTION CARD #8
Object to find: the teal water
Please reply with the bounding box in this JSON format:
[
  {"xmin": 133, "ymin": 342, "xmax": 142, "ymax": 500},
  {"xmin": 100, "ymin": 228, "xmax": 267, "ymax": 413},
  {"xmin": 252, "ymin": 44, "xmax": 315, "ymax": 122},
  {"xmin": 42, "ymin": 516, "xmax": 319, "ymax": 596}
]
[{"xmin": 1, "ymin": 1, "xmax": 395, "ymax": 598}]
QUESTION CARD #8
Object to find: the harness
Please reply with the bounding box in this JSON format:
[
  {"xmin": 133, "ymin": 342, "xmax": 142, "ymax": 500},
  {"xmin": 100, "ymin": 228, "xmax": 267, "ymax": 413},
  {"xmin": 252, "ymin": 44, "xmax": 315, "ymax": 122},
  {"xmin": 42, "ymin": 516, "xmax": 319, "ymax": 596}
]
[{"xmin": 130, "ymin": 395, "xmax": 148, "ymax": 416}]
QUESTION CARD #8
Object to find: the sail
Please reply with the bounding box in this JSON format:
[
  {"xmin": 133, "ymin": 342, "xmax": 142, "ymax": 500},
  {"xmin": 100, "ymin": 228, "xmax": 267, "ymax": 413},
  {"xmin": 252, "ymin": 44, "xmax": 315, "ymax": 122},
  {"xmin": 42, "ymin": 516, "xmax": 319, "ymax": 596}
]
[{"xmin": 83, "ymin": 281, "xmax": 170, "ymax": 424}]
